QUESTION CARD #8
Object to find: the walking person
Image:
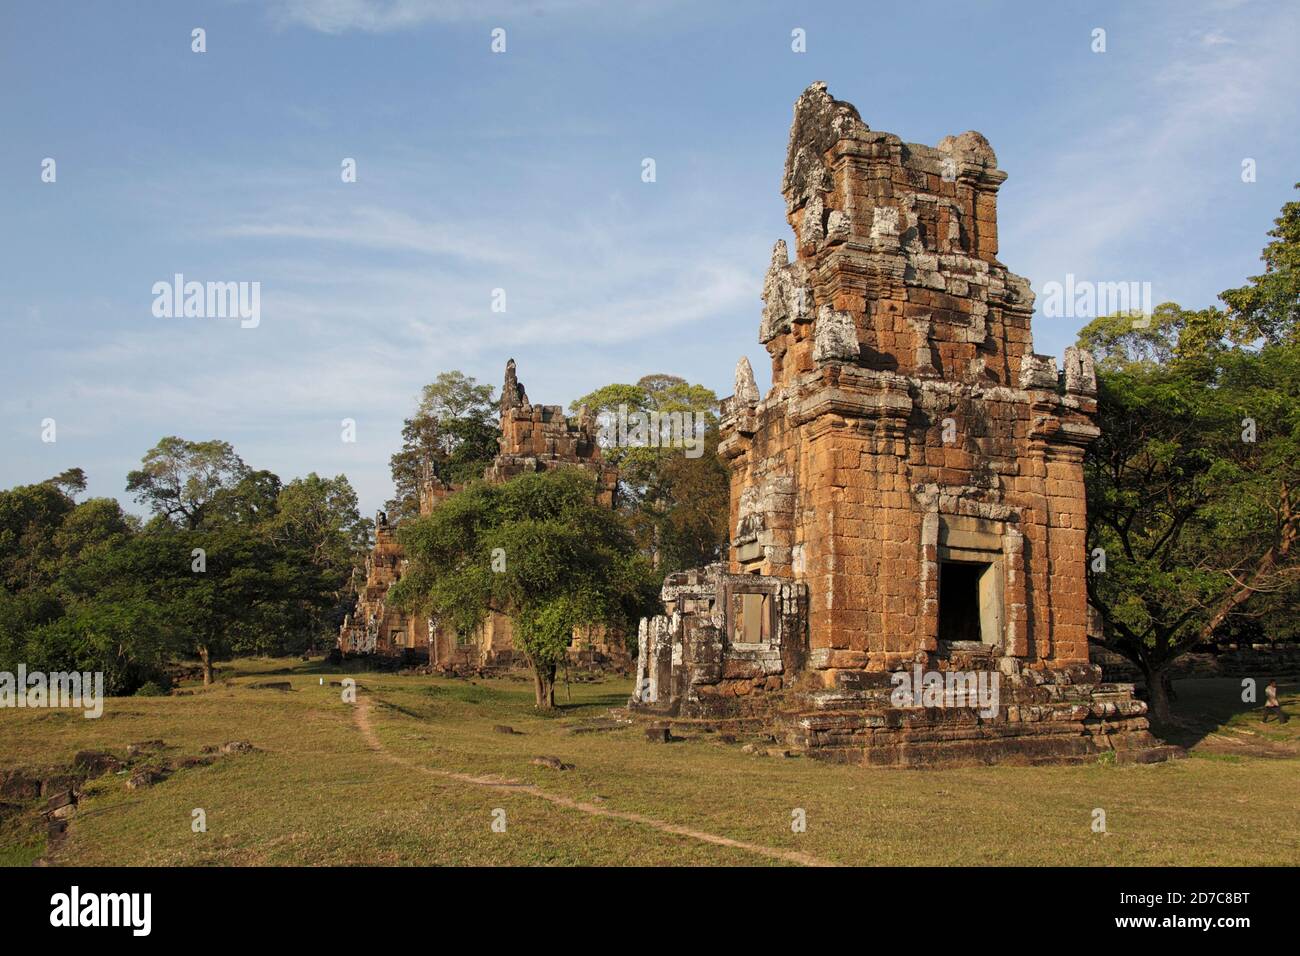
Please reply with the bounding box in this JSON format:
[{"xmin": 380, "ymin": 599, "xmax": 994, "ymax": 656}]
[{"xmin": 1262, "ymin": 679, "xmax": 1289, "ymax": 723}]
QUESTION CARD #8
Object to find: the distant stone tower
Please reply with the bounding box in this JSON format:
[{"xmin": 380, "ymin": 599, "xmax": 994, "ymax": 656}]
[
  {"xmin": 485, "ymin": 358, "xmax": 618, "ymax": 507},
  {"xmin": 632, "ymin": 83, "xmax": 1170, "ymax": 766},
  {"xmin": 345, "ymin": 359, "xmax": 624, "ymax": 668}
]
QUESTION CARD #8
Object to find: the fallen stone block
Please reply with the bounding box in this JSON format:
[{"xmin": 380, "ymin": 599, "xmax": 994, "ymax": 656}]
[
  {"xmin": 126, "ymin": 768, "xmax": 163, "ymax": 790},
  {"xmin": 44, "ymin": 790, "xmax": 76, "ymax": 813},
  {"xmin": 530, "ymin": 755, "xmax": 574, "ymax": 771},
  {"xmin": 74, "ymin": 750, "xmax": 124, "ymax": 777},
  {"xmin": 126, "ymin": 740, "xmax": 166, "ymax": 757},
  {"xmin": 176, "ymin": 755, "xmax": 217, "ymax": 769},
  {"xmin": 40, "ymin": 774, "xmax": 77, "ymax": 797}
]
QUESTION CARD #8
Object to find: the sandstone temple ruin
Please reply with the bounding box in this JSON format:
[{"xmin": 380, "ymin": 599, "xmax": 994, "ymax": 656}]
[
  {"xmin": 630, "ymin": 83, "xmax": 1172, "ymax": 766},
  {"xmin": 338, "ymin": 359, "xmax": 624, "ymax": 669}
]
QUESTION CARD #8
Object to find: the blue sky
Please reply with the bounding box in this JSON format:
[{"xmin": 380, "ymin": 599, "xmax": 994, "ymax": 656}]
[{"xmin": 2, "ymin": 0, "xmax": 1297, "ymax": 518}]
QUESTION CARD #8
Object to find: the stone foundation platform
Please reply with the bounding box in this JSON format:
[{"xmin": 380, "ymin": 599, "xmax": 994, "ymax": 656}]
[
  {"xmin": 784, "ymin": 678, "xmax": 1180, "ymax": 768},
  {"xmin": 631, "ymin": 661, "xmax": 1181, "ymax": 768}
]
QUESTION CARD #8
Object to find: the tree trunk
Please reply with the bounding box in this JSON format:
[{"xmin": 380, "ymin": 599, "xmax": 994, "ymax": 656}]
[
  {"xmin": 651, "ymin": 506, "xmax": 662, "ymax": 571},
  {"xmin": 198, "ymin": 644, "xmax": 213, "ymax": 686},
  {"xmin": 1142, "ymin": 662, "xmax": 1174, "ymax": 725},
  {"xmin": 532, "ymin": 660, "xmax": 556, "ymax": 710}
]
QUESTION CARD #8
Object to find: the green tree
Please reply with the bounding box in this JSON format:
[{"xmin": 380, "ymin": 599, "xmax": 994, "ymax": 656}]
[
  {"xmin": 571, "ymin": 374, "xmax": 728, "ymax": 574},
  {"xmin": 208, "ymin": 469, "xmax": 283, "ymax": 528},
  {"xmin": 0, "ymin": 481, "xmax": 75, "ymax": 591},
  {"xmin": 1217, "ymin": 183, "xmax": 1300, "ymax": 347},
  {"xmin": 387, "ymin": 371, "xmax": 499, "ymax": 520},
  {"xmin": 272, "ymin": 473, "xmax": 372, "ymax": 644},
  {"xmin": 0, "ymin": 482, "xmax": 174, "ymax": 693},
  {"xmin": 43, "ymin": 467, "xmax": 88, "ymax": 500},
  {"xmin": 2, "ymin": 451, "xmax": 358, "ymax": 687},
  {"xmin": 125, "ymin": 437, "xmax": 249, "ymax": 529},
  {"xmin": 391, "ymin": 469, "xmax": 657, "ymax": 708},
  {"xmin": 82, "ymin": 526, "xmax": 337, "ymax": 684},
  {"xmin": 1081, "ymin": 196, "xmax": 1300, "ymax": 722}
]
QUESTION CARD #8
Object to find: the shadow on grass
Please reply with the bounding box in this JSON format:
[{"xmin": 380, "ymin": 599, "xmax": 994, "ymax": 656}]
[
  {"xmin": 1152, "ymin": 677, "xmax": 1298, "ymax": 753},
  {"xmin": 554, "ymin": 690, "xmax": 630, "ymax": 712},
  {"xmin": 372, "ymin": 699, "xmax": 426, "ymax": 721}
]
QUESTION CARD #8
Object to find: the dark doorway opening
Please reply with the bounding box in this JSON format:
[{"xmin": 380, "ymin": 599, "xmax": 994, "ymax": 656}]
[{"xmin": 938, "ymin": 560, "xmax": 987, "ymax": 643}]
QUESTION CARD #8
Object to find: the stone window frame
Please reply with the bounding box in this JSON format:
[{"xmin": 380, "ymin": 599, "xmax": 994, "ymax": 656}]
[
  {"xmin": 920, "ymin": 510, "xmax": 1027, "ymax": 656},
  {"xmin": 936, "ymin": 549, "xmax": 1002, "ymax": 649},
  {"xmin": 719, "ymin": 577, "xmax": 780, "ymax": 654}
]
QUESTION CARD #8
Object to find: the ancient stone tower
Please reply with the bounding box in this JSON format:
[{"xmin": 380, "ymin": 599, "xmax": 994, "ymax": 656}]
[
  {"xmin": 632, "ymin": 83, "xmax": 1169, "ymax": 766},
  {"xmin": 340, "ymin": 359, "xmax": 623, "ymax": 668},
  {"xmin": 725, "ymin": 80, "xmax": 1100, "ymax": 678},
  {"xmin": 485, "ymin": 359, "xmax": 617, "ymax": 507}
]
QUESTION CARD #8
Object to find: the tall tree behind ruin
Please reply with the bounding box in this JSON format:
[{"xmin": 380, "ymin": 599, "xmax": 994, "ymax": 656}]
[
  {"xmin": 571, "ymin": 374, "xmax": 729, "ymax": 576},
  {"xmin": 386, "ymin": 370, "xmax": 499, "ymax": 521},
  {"xmin": 270, "ymin": 473, "xmax": 373, "ymax": 646},
  {"xmin": 1082, "ymin": 189, "xmax": 1300, "ymax": 723}
]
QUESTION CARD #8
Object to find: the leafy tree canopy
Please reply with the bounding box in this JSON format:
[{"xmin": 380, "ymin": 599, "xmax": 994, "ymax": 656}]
[
  {"xmin": 391, "ymin": 468, "xmax": 658, "ymax": 708},
  {"xmin": 387, "ymin": 371, "xmax": 499, "ymax": 521},
  {"xmin": 571, "ymin": 374, "xmax": 728, "ymax": 574},
  {"xmin": 1080, "ymin": 189, "xmax": 1300, "ymax": 722},
  {"xmin": 125, "ymin": 437, "xmax": 249, "ymax": 530}
]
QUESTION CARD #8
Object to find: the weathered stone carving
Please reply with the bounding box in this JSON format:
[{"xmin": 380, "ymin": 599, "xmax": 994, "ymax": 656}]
[
  {"xmin": 1018, "ymin": 353, "xmax": 1058, "ymax": 390},
  {"xmin": 501, "ymin": 357, "xmax": 528, "ymax": 414},
  {"xmin": 1063, "ymin": 345, "xmax": 1097, "ymax": 396},
  {"xmin": 759, "ymin": 240, "xmax": 812, "ymax": 343},
  {"xmin": 733, "ymin": 356, "xmax": 759, "ymax": 407},
  {"xmin": 812, "ymin": 305, "xmax": 859, "ymax": 364},
  {"xmin": 782, "ymin": 81, "xmax": 868, "ymax": 215},
  {"xmin": 632, "ymin": 565, "xmax": 808, "ymax": 718}
]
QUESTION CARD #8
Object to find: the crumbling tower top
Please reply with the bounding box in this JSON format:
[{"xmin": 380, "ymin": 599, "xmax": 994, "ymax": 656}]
[
  {"xmin": 485, "ymin": 359, "xmax": 619, "ymax": 507},
  {"xmin": 757, "ymin": 82, "xmax": 1063, "ymax": 399}
]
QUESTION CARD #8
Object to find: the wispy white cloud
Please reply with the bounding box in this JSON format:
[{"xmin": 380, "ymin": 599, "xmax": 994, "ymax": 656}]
[
  {"xmin": 13, "ymin": 171, "xmax": 763, "ymax": 512},
  {"xmin": 223, "ymin": 207, "xmax": 525, "ymax": 267},
  {"xmin": 1003, "ymin": 0, "xmax": 1300, "ymax": 349},
  {"xmin": 266, "ymin": 0, "xmax": 613, "ymax": 33}
]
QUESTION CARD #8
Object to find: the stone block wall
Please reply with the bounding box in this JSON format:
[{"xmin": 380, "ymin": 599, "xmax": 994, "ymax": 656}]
[
  {"xmin": 339, "ymin": 515, "xmax": 429, "ymax": 656},
  {"xmin": 484, "ymin": 358, "xmax": 618, "ymax": 507},
  {"xmin": 631, "ymin": 564, "xmax": 808, "ymax": 718}
]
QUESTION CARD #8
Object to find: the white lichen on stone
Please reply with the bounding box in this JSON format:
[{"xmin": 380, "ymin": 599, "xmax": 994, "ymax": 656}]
[{"xmin": 812, "ymin": 304, "xmax": 859, "ymax": 363}]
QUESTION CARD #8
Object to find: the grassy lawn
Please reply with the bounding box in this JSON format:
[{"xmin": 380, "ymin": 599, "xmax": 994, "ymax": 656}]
[{"xmin": 2, "ymin": 658, "xmax": 1297, "ymax": 866}]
